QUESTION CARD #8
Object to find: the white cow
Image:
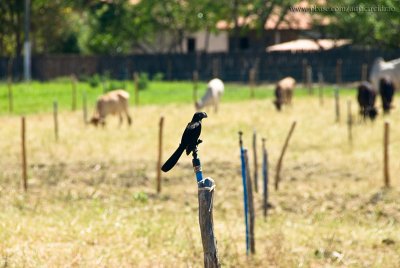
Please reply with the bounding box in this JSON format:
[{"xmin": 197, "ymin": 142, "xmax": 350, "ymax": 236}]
[
  {"xmin": 195, "ymin": 78, "xmax": 224, "ymax": 113},
  {"xmin": 90, "ymin": 89, "xmax": 132, "ymax": 127},
  {"xmin": 370, "ymin": 57, "xmax": 400, "ymax": 91}
]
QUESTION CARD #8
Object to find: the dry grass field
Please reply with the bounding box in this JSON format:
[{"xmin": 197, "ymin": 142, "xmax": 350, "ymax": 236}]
[{"xmin": 0, "ymin": 95, "xmax": 399, "ymax": 267}]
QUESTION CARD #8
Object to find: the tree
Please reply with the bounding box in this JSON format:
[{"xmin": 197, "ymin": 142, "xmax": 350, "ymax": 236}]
[{"xmin": 319, "ymin": 0, "xmax": 400, "ymax": 48}]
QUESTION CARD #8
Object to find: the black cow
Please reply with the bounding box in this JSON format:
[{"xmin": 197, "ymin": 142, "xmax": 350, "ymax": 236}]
[
  {"xmin": 379, "ymin": 77, "xmax": 395, "ymax": 114},
  {"xmin": 357, "ymin": 81, "xmax": 378, "ymax": 120}
]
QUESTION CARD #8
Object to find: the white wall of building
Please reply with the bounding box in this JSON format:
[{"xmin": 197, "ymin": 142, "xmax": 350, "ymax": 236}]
[{"xmin": 183, "ymin": 31, "xmax": 228, "ymax": 53}]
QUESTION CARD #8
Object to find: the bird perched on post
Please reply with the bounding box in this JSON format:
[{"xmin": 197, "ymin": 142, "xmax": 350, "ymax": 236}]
[{"xmin": 161, "ymin": 112, "xmax": 208, "ymax": 172}]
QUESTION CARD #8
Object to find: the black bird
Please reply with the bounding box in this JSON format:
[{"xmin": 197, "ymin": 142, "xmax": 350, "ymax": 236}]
[{"xmin": 161, "ymin": 112, "xmax": 207, "ymax": 172}]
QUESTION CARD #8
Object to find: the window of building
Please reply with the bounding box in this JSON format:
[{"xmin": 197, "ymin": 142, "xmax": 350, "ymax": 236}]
[
  {"xmin": 187, "ymin": 38, "xmax": 196, "ymax": 53},
  {"xmin": 239, "ymin": 37, "xmax": 249, "ymax": 50}
]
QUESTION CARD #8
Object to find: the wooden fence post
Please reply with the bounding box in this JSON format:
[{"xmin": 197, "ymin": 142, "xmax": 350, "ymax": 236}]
[
  {"xmin": 306, "ymin": 65, "xmax": 313, "ymax": 95},
  {"xmin": 275, "ymin": 121, "xmax": 297, "ymax": 191},
  {"xmin": 7, "ymin": 77, "xmax": 13, "ymax": 113},
  {"xmin": 249, "ymin": 68, "xmax": 256, "ymax": 98},
  {"xmin": 167, "ymin": 60, "xmax": 172, "ymax": 80},
  {"xmin": 334, "ymin": 87, "xmax": 340, "ymax": 123},
  {"xmin": 82, "ymin": 90, "xmax": 88, "ymax": 124},
  {"xmin": 156, "ymin": 116, "xmax": 164, "ymax": 193},
  {"xmin": 347, "ymin": 100, "xmax": 352, "ymax": 145},
  {"xmin": 262, "ymin": 138, "xmax": 269, "ymax": 219},
  {"xmin": 193, "ymin": 70, "xmax": 199, "ymax": 103},
  {"xmin": 53, "ymin": 101, "xmax": 59, "ymax": 141},
  {"xmin": 212, "ymin": 58, "xmax": 219, "ymax": 78},
  {"xmin": 384, "ymin": 121, "xmax": 390, "ymax": 188},
  {"xmin": 336, "ymin": 59, "xmax": 342, "ymax": 86},
  {"xmin": 198, "ymin": 177, "xmax": 221, "ymax": 267},
  {"xmin": 361, "ymin": 64, "xmax": 368, "ymax": 82},
  {"xmin": 302, "ymin": 59, "xmax": 307, "ymax": 88},
  {"xmin": 21, "ymin": 117, "xmax": 27, "ymax": 192},
  {"xmin": 71, "ymin": 75, "xmax": 77, "ymax": 111},
  {"xmin": 252, "ymin": 130, "xmax": 258, "ymax": 193},
  {"xmin": 134, "ymin": 72, "xmax": 139, "ymax": 106},
  {"xmin": 318, "ymin": 71, "xmax": 324, "ymax": 106},
  {"xmin": 244, "ymin": 149, "xmax": 255, "ymax": 254}
]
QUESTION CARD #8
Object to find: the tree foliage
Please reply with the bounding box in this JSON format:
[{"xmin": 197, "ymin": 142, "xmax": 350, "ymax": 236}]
[
  {"xmin": 319, "ymin": 0, "xmax": 400, "ymax": 48},
  {"xmin": 0, "ymin": 0, "xmax": 399, "ymax": 57}
]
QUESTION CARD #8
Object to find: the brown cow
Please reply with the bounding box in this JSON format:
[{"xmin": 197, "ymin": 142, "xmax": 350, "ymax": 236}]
[
  {"xmin": 90, "ymin": 89, "xmax": 132, "ymax": 127},
  {"xmin": 273, "ymin": 77, "xmax": 296, "ymax": 111}
]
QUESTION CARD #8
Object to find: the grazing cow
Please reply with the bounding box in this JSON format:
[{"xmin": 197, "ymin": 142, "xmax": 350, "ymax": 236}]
[
  {"xmin": 273, "ymin": 77, "xmax": 296, "ymax": 111},
  {"xmin": 90, "ymin": 89, "xmax": 132, "ymax": 127},
  {"xmin": 379, "ymin": 77, "xmax": 395, "ymax": 114},
  {"xmin": 357, "ymin": 81, "xmax": 378, "ymax": 120},
  {"xmin": 370, "ymin": 57, "xmax": 400, "ymax": 92},
  {"xmin": 195, "ymin": 78, "xmax": 224, "ymax": 113}
]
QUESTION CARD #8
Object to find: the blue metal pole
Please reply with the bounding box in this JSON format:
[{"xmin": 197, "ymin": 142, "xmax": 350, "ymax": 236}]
[
  {"xmin": 192, "ymin": 155, "xmax": 204, "ymax": 183},
  {"xmin": 239, "ymin": 132, "xmax": 250, "ymax": 255}
]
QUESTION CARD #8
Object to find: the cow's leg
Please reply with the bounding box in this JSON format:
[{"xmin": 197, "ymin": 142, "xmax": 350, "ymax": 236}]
[
  {"xmin": 119, "ymin": 113, "xmax": 123, "ymax": 127},
  {"xmin": 214, "ymin": 97, "xmax": 219, "ymax": 113},
  {"xmin": 100, "ymin": 117, "xmax": 106, "ymax": 128},
  {"xmin": 124, "ymin": 109, "xmax": 132, "ymax": 126}
]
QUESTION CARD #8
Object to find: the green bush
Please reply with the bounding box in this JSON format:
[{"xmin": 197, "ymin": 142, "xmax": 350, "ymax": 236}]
[
  {"xmin": 152, "ymin": 72, "xmax": 164, "ymax": 81},
  {"xmin": 88, "ymin": 74, "xmax": 101, "ymax": 88},
  {"xmin": 106, "ymin": 81, "xmax": 125, "ymax": 92},
  {"xmin": 138, "ymin": 72, "xmax": 149, "ymax": 90}
]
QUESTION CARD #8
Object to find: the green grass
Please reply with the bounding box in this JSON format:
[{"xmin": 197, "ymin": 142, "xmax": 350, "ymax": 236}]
[{"xmin": 0, "ymin": 79, "xmax": 356, "ymax": 115}]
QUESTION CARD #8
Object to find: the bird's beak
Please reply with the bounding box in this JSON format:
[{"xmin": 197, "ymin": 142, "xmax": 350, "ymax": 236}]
[{"xmin": 203, "ymin": 112, "xmax": 208, "ymax": 118}]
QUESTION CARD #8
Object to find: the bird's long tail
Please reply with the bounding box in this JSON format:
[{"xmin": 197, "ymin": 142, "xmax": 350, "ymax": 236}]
[{"xmin": 161, "ymin": 144, "xmax": 185, "ymax": 172}]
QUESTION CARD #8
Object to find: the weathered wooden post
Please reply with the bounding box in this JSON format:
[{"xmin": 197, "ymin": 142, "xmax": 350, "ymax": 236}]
[
  {"xmin": 361, "ymin": 64, "xmax": 368, "ymax": 82},
  {"xmin": 133, "ymin": 72, "xmax": 139, "ymax": 106},
  {"xmin": 82, "ymin": 90, "xmax": 88, "ymax": 124},
  {"xmin": 156, "ymin": 116, "xmax": 164, "ymax": 193},
  {"xmin": 318, "ymin": 71, "xmax": 324, "ymax": 106},
  {"xmin": 7, "ymin": 77, "xmax": 13, "ymax": 113},
  {"xmin": 53, "ymin": 101, "xmax": 59, "ymax": 141},
  {"xmin": 193, "ymin": 70, "xmax": 199, "ymax": 103},
  {"xmin": 71, "ymin": 75, "xmax": 77, "ymax": 111},
  {"xmin": 347, "ymin": 100, "xmax": 353, "ymax": 145},
  {"xmin": 249, "ymin": 68, "xmax": 256, "ymax": 99},
  {"xmin": 275, "ymin": 121, "xmax": 297, "ymax": 191},
  {"xmin": 244, "ymin": 149, "xmax": 255, "ymax": 254},
  {"xmin": 238, "ymin": 131, "xmax": 250, "ymax": 255},
  {"xmin": 252, "ymin": 130, "xmax": 258, "ymax": 193},
  {"xmin": 384, "ymin": 121, "xmax": 390, "ymax": 188},
  {"xmin": 262, "ymin": 138, "xmax": 269, "ymax": 219},
  {"xmin": 334, "ymin": 87, "xmax": 340, "ymax": 123},
  {"xmin": 306, "ymin": 65, "xmax": 313, "ymax": 95},
  {"xmin": 336, "ymin": 59, "xmax": 343, "ymax": 86},
  {"xmin": 192, "ymin": 149, "xmax": 220, "ymax": 267},
  {"xmin": 7, "ymin": 58, "xmax": 13, "ymax": 113},
  {"xmin": 21, "ymin": 117, "xmax": 27, "ymax": 192}
]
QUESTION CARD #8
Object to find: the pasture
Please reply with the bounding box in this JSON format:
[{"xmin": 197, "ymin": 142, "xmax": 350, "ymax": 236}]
[{"xmin": 0, "ymin": 81, "xmax": 399, "ymax": 267}]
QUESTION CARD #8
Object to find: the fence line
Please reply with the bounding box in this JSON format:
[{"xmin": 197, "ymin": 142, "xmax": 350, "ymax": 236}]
[{"xmin": 2, "ymin": 49, "xmax": 400, "ymax": 82}]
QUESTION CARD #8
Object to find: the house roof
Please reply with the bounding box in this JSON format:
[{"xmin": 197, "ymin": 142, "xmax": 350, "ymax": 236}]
[
  {"xmin": 217, "ymin": 1, "xmax": 329, "ymax": 31},
  {"xmin": 266, "ymin": 39, "xmax": 351, "ymax": 52}
]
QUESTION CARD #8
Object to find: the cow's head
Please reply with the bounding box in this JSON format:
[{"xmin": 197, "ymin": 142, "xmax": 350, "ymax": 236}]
[
  {"xmin": 368, "ymin": 107, "xmax": 378, "ymax": 120},
  {"xmin": 90, "ymin": 116, "xmax": 103, "ymax": 127}
]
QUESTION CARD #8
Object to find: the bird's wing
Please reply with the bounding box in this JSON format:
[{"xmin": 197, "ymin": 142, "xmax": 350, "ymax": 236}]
[{"xmin": 185, "ymin": 122, "xmax": 202, "ymax": 155}]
